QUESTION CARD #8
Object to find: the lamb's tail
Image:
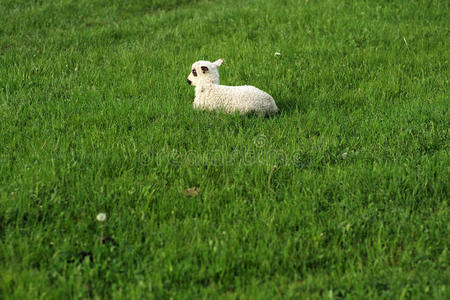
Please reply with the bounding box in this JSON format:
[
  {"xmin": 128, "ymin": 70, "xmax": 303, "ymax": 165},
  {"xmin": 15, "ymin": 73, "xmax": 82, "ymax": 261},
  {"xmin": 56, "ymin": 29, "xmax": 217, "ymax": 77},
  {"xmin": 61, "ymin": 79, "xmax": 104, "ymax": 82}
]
[{"xmin": 260, "ymin": 104, "xmax": 279, "ymax": 116}]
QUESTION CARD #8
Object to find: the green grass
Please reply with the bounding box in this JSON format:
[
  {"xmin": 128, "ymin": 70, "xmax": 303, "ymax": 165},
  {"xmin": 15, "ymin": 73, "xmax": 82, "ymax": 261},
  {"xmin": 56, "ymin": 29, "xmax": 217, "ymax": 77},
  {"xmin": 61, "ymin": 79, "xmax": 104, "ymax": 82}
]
[{"xmin": 0, "ymin": 0, "xmax": 449, "ymax": 298}]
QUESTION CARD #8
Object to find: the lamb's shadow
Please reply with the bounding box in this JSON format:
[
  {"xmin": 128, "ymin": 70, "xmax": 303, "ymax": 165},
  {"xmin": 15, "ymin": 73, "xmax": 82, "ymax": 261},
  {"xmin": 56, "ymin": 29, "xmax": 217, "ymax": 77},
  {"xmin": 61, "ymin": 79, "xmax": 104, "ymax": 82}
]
[{"xmin": 271, "ymin": 94, "xmax": 305, "ymax": 116}]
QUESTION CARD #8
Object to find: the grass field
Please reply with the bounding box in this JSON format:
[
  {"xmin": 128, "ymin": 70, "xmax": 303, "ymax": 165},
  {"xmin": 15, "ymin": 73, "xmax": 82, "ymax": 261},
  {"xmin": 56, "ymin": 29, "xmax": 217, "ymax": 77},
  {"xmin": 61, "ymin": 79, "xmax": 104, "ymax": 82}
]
[{"xmin": 0, "ymin": 0, "xmax": 449, "ymax": 298}]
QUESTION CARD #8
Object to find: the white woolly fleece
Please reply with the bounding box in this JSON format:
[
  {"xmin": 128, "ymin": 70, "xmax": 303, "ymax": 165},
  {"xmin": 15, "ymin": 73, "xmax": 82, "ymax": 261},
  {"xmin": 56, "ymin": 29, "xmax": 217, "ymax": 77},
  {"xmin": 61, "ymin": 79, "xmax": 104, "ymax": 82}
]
[{"xmin": 187, "ymin": 59, "xmax": 279, "ymax": 115}]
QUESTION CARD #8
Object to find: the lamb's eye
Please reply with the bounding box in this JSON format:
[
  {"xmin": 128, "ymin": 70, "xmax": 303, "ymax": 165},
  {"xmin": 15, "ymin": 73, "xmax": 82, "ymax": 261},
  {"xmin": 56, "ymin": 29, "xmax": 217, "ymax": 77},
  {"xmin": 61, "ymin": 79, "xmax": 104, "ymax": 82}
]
[{"xmin": 192, "ymin": 69, "xmax": 197, "ymax": 77}]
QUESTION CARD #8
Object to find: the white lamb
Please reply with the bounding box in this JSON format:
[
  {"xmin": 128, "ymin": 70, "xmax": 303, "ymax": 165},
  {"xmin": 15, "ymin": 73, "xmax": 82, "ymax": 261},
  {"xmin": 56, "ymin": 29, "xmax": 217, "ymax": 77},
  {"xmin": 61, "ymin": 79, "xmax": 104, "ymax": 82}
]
[{"xmin": 187, "ymin": 59, "xmax": 279, "ymax": 115}]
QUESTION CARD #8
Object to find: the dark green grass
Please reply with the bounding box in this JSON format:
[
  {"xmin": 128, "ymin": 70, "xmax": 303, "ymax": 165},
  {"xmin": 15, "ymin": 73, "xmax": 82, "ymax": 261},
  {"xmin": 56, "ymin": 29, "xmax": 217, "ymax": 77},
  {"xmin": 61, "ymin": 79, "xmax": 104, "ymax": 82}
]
[{"xmin": 0, "ymin": 0, "xmax": 449, "ymax": 298}]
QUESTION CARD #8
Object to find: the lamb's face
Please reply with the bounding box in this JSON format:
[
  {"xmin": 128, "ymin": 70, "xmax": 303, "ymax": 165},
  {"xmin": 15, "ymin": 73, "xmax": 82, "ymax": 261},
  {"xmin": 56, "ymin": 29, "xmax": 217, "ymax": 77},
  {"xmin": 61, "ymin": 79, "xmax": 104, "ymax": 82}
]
[{"xmin": 187, "ymin": 59, "xmax": 224, "ymax": 86}]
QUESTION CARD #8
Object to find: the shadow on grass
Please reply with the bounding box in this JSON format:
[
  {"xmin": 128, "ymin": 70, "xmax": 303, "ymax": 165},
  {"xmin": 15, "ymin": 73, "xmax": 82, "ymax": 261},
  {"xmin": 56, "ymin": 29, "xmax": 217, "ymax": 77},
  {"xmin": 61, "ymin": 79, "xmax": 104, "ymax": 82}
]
[{"xmin": 274, "ymin": 94, "xmax": 305, "ymax": 115}]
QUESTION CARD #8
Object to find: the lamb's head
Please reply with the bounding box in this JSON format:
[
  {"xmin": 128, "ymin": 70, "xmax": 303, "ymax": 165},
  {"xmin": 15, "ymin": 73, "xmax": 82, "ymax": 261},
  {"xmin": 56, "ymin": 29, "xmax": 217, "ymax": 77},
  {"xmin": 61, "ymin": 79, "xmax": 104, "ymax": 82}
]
[{"xmin": 187, "ymin": 59, "xmax": 224, "ymax": 86}]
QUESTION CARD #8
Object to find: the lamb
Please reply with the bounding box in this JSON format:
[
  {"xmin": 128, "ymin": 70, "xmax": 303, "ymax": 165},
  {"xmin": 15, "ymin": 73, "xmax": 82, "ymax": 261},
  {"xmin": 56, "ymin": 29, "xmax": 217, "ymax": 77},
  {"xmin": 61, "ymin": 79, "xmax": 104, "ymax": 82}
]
[{"xmin": 187, "ymin": 59, "xmax": 279, "ymax": 115}]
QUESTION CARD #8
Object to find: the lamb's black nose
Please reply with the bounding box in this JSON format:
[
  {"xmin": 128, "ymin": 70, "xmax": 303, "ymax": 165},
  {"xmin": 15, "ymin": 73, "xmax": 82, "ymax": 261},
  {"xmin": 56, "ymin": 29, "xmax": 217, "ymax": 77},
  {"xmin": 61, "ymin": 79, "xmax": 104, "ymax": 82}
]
[{"xmin": 187, "ymin": 79, "xmax": 192, "ymax": 85}]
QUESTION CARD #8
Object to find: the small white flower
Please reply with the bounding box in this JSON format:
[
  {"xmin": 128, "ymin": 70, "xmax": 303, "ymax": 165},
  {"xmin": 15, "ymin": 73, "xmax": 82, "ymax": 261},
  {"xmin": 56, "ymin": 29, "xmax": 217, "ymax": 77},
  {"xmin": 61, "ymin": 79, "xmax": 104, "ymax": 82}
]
[
  {"xmin": 96, "ymin": 213, "xmax": 106, "ymax": 222},
  {"xmin": 342, "ymin": 152, "xmax": 348, "ymax": 159},
  {"xmin": 274, "ymin": 52, "xmax": 281, "ymax": 57}
]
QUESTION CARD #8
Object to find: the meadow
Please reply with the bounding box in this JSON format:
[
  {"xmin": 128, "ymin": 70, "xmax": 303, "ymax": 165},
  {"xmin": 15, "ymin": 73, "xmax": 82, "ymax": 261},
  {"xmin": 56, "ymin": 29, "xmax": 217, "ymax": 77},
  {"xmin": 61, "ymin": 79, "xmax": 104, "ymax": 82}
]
[{"xmin": 0, "ymin": 0, "xmax": 449, "ymax": 298}]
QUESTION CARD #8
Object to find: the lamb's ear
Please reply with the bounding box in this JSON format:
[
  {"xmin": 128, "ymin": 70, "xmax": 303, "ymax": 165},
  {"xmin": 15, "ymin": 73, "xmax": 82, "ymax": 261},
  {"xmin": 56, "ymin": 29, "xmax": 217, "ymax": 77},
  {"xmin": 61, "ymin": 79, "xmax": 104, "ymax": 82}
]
[
  {"xmin": 213, "ymin": 58, "xmax": 224, "ymax": 67},
  {"xmin": 201, "ymin": 66, "xmax": 209, "ymax": 73}
]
